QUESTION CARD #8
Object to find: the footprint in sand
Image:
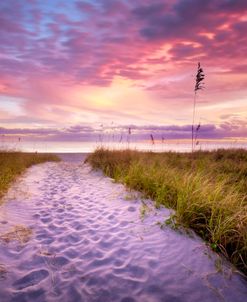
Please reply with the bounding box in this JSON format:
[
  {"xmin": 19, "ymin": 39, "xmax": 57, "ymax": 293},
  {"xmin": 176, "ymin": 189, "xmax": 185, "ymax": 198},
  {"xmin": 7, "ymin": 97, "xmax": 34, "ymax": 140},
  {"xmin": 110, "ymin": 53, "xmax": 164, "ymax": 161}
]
[{"xmin": 0, "ymin": 157, "xmax": 246, "ymax": 302}]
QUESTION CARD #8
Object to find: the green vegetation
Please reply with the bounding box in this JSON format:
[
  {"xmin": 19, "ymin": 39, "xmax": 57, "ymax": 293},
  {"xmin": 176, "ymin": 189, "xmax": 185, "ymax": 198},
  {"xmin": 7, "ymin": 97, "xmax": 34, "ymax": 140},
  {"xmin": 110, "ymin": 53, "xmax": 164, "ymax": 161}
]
[
  {"xmin": 87, "ymin": 148, "xmax": 247, "ymax": 275},
  {"xmin": 0, "ymin": 151, "xmax": 59, "ymax": 200}
]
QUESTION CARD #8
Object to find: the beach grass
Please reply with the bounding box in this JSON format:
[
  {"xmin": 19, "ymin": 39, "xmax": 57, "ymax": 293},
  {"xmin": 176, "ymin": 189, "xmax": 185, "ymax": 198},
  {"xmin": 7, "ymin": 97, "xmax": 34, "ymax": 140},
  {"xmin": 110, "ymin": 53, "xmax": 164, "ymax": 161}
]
[
  {"xmin": 0, "ymin": 151, "xmax": 59, "ymax": 200},
  {"xmin": 86, "ymin": 148, "xmax": 247, "ymax": 275}
]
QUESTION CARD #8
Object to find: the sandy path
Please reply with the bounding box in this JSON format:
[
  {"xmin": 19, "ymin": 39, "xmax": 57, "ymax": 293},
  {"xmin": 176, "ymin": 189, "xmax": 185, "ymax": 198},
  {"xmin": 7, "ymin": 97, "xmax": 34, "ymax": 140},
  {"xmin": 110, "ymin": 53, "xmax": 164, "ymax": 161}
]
[{"xmin": 0, "ymin": 159, "xmax": 246, "ymax": 302}]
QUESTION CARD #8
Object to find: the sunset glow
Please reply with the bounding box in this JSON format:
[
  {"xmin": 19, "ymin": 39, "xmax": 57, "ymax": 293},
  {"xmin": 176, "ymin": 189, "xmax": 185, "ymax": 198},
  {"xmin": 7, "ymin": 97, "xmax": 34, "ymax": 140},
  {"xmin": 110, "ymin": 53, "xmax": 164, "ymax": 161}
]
[{"xmin": 0, "ymin": 0, "xmax": 247, "ymax": 145}]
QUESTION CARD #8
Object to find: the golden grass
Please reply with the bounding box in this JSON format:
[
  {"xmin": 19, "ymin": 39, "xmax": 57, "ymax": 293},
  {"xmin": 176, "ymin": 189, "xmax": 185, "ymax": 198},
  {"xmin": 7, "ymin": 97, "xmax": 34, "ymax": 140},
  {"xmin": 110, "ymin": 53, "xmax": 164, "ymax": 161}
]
[
  {"xmin": 86, "ymin": 148, "xmax": 247, "ymax": 275},
  {"xmin": 0, "ymin": 151, "xmax": 59, "ymax": 201}
]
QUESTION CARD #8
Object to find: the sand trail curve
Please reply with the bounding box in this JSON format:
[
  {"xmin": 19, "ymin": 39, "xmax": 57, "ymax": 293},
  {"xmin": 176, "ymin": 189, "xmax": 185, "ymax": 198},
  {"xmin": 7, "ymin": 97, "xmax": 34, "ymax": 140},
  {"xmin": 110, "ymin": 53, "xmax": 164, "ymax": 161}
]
[{"xmin": 0, "ymin": 157, "xmax": 246, "ymax": 302}]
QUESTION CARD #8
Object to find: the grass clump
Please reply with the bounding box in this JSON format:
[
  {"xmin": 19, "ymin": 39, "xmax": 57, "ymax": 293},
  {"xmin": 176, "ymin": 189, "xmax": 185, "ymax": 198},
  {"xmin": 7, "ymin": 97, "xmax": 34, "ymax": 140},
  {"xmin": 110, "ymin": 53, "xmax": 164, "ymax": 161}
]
[
  {"xmin": 0, "ymin": 225, "xmax": 32, "ymax": 244},
  {"xmin": 0, "ymin": 151, "xmax": 59, "ymax": 200},
  {"xmin": 87, "ymin": 148, "xmax": 247, "ymax": 275}
]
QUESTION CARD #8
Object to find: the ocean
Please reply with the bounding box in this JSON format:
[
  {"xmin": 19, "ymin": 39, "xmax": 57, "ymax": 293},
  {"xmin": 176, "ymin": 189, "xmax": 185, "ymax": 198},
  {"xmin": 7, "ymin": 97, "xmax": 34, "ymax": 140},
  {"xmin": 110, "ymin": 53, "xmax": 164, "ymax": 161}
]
[{"xmin": 1, "ymin": 139, "xmax": 247, "ymax": 153}]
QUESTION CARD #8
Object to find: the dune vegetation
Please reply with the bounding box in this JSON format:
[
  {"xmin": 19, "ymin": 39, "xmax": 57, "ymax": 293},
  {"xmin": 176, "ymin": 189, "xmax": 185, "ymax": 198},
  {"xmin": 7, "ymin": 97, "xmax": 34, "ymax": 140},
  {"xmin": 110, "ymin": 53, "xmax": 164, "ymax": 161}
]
[
  {"xmin": 87, "ymin": 148, "xmax": 247, "ymax": 275},
  {"xmin": 0, "ymin": 151, "xmax": 59, "ymax": 201}
]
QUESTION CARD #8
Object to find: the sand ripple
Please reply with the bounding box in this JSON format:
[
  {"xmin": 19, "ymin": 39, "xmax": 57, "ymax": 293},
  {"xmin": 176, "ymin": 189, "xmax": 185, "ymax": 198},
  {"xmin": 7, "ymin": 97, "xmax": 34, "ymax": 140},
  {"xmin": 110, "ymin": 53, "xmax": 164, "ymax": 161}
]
[{"xmin": 0, "ymin": 156, "xmax": 246, "ymax": 301}]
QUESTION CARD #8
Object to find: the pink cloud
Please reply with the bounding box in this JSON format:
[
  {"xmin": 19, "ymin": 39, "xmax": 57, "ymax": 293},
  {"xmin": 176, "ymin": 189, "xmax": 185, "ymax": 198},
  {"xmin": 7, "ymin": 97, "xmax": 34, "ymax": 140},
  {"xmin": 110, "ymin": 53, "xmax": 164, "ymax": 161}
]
[{"xmin": 0, "ymin": 0, "xmax": 246, "ymax": 139}]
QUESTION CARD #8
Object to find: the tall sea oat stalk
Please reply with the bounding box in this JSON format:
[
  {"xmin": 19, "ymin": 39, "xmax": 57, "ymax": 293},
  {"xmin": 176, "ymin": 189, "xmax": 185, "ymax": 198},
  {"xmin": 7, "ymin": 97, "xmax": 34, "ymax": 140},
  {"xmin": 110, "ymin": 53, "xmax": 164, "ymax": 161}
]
[
  {"xmin": 194, "ymin": 121, "xmax": 201, "ymax": 149},
  {"xmin": 99, "ymin": 124, "xmax": 104, "ymax": 147},
  {"xmin": 162, "ymin": 135, "xmax": 165, "ymax": 151},
  {"xmin": 192, "ymin": 62, "xmax": 205, "ymax": 152},
  {"xmin": 127, "ymin": 127, "xmax": 131, "ymax": 149}
]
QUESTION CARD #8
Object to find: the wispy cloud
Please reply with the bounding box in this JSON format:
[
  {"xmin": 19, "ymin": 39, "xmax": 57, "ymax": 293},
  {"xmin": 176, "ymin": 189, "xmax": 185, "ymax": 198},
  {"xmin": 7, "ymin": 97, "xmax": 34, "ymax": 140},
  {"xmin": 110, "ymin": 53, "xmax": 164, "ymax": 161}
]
[{"xmin": 1, "ymin": 118, "xmax": 247, "ymax": 141}]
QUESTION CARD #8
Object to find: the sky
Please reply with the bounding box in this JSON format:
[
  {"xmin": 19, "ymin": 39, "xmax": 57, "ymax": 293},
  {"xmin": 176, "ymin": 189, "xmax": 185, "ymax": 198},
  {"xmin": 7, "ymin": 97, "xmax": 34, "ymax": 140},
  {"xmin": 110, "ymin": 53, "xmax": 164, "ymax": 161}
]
[{"xmin": 0, "ymin": 0, "xmax": 247, "ymax": 143}]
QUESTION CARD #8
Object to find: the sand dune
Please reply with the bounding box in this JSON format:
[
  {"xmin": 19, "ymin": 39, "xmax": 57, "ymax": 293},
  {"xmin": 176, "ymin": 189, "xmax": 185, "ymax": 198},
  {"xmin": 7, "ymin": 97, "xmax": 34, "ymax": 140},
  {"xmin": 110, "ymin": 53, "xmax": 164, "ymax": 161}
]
[{"xmin": 0, "ymin": 158, "xmax": 246, "ymax": 301}]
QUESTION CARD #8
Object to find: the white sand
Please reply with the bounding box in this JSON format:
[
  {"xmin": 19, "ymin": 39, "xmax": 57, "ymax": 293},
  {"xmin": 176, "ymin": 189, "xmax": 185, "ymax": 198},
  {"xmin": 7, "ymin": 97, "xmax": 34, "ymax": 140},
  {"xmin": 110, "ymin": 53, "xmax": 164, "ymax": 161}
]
[{"xmin": 0, "ymin": 158, "xmax": 246, "ymax": 302}]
